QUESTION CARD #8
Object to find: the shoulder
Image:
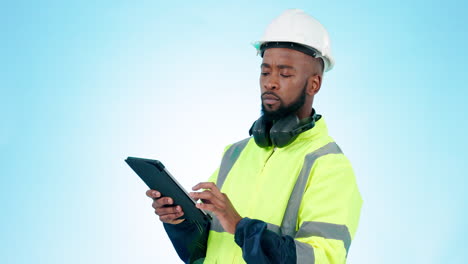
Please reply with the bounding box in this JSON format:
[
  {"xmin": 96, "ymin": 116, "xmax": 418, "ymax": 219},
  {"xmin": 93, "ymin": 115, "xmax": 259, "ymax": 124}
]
[
  {"xmin": 307, "ymin": 142, "xmax": 357, "ymax": 186},
  {"xmin": 222, "ymin": 137, "xmax": 252, "ymax": 155}
]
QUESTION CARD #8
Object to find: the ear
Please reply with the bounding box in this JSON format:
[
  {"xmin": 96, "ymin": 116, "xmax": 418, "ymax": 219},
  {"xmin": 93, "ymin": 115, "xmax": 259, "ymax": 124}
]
[{"xmin": 306, "ymin": 74, "xmax": 322, "ymax": 96}]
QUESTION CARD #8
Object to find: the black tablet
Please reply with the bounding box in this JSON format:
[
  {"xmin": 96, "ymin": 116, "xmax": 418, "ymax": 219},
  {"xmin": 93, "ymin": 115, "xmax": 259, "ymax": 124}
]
[{"xmin": 125, "ymin": 157, "xmax": 211, "ymax": 224}]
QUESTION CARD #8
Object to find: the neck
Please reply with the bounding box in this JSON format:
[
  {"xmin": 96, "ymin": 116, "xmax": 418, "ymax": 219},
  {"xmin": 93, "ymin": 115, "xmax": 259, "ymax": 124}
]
[{"xmin": 296, "ymin": 107, "xmax": 313, "ymax": 120}]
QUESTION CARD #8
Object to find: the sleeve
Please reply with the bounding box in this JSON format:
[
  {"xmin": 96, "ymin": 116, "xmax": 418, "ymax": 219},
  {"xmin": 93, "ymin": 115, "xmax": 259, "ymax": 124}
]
[
  {"xmin": 163, "ymin": 219, "xmax": 210, "ymax": 263},
  {"xmin": 162, "ymin": 164, "xmax": 222, "ymax": 263},
  {"xmin": 234, "ymin": 154, "xmax": 362, "ymax": 264},
  {"xmin": 234, "ymin": 218, "xmax": 296, "ymax": 263},
  {"xmin": 294, "ymin": 154, "xmax": 363, "ymax": 263},
  {"xmin": 207, "ymin": 167, "xmax": 220, "ymax": 184}
]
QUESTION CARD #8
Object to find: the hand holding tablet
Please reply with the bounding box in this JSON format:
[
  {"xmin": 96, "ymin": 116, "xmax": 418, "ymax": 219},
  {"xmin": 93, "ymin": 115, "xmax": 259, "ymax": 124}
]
[
  {"xmin": 125, "ymin": 157, "xmax": 212, "ymax": 225},
  {"xmin": 146, "ymin": 189, "xmax": 185, "ymax": 224}
]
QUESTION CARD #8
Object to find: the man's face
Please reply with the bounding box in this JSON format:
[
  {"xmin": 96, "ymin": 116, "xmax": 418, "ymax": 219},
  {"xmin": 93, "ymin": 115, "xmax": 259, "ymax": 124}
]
[{"xmin": 260, "ymin": 48, "xmax": 312, "ymax": 120}]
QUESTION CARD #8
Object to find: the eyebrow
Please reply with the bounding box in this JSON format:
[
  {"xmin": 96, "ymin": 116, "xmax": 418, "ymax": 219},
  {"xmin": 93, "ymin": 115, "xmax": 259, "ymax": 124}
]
[{"xmin": 261, "ymin": 63, "xmax": 296, "ymax": 70}]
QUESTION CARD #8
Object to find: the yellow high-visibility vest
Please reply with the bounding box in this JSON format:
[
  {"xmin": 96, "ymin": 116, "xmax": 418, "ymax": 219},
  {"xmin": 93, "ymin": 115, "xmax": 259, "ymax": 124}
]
[{"xmin": 203, "ymin": 117, "xmax": 363, "ymax": 263}]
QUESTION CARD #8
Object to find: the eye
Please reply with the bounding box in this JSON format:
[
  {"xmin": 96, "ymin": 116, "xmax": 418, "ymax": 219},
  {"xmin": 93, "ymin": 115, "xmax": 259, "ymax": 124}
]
[
  {"xmin": 261, "ymin": 72, "xmax": 270, "ymax": 76},
  {"xmin": 281, "ymin": 74, "xmax": 292, "ymax": 78}
]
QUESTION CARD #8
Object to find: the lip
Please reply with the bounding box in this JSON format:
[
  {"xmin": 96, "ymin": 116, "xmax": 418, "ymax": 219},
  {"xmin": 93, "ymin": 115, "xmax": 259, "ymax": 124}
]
[
  {"xmin": 263, "ymin": 98, "xmax": 279, "ymax": 105},
  {"xmin": 262, "ymin": 93, "xmax": 279, "ymax": 105},
  {"xmin": 262, "ymin": 94, "xmax": 280, "ymax": 100}
]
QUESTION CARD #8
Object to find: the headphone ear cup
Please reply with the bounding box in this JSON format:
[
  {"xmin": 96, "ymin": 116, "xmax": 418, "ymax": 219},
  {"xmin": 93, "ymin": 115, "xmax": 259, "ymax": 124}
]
[
  {"xmin": 270, "ymin": 114, "xmax": 300, "ymax": 147},
  {"xmin": 250, "ymin": 116, "xmax": 273, "ymax": 148}
]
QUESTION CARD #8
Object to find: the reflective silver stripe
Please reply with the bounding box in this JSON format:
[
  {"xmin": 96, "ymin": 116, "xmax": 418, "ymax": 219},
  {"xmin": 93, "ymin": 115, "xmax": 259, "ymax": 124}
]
[
  {"xmin": 216, "ymin": 138, "xmax": 250, "ymax": 189},
  {"xmin": 295, "ymin": 240, "xmax": 315, "ymax": 264},
  {"xmin": 280, "ymin": 142, "xmax": 343, "ymax": 237},
  {"xmin": 210, "ymin": 214, "xmax": 281, "ymax": 234},
  {"xmin": 296, "ymin": 221, "xmax": 351, "ymax": 254},
  {"xmin": 266, "ymin": 223, "xmax": 281, "ymax": 234},
  {"xmin": 210, "ymin": 215, "xmax": 224, "ymax": 233}
]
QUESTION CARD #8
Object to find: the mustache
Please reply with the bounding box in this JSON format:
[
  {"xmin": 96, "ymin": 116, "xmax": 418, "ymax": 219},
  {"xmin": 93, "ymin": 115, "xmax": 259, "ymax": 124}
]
[{"xmin": 261, "ymin": 91, "xmax": 280, "ymax": 99}]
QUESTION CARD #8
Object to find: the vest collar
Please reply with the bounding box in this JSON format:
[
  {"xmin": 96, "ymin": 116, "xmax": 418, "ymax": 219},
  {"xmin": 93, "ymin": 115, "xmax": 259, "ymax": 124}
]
[{"xmin": 291, "ymin": 116, "xmax": 328, "ymax": 145}]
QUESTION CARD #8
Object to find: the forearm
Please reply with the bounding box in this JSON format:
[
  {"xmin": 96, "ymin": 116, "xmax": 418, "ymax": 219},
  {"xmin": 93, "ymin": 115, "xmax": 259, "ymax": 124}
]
[{"xmin": 163, "ymin": 219, "xmax": 210, "ymax": 263}]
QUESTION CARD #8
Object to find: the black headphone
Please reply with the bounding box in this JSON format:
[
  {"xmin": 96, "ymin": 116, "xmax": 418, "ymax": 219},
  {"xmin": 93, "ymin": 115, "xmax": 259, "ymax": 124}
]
[{"xmin": 249, "ymin": 110, "xmax": 321, "ymax": 148}]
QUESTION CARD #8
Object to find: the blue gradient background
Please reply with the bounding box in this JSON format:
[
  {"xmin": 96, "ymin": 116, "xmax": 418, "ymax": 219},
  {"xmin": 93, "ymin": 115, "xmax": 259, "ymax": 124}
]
[{"xmin": 2, "ymin": 1, "xmax": 467, "ymax": 263}]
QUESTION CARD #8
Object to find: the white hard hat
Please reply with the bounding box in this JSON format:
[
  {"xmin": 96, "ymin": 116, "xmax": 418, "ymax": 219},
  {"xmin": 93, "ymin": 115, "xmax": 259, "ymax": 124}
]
[{"xmin": 253, "ymin": 9, "xmax": 335, "ymax": 72}]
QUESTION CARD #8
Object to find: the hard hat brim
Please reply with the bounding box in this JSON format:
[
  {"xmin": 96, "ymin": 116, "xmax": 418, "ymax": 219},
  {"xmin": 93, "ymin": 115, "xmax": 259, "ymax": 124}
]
[{"xmin": 252, "ymin": 41, "xmax": 334, "ymax": 72}]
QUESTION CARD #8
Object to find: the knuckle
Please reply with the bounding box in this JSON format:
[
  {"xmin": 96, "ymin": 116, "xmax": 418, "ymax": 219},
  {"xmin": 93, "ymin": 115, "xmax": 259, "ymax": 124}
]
[
  {"xmin": 157, "ymin": 207, "xmax": 168, "ymax": 215},
  {"xmin": 156, "ymin": 197, "xmax": 166, "ymax": 205},
  {"xmin": 164, "ymin": 214, "xmax": 176, "ymax": 222}
]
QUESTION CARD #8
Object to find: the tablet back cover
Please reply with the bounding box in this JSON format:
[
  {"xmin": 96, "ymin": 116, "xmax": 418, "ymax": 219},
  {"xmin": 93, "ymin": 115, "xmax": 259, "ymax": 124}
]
[{"xmin": 125, "ymin": 157, "xmax": 211, "ymax": 224}]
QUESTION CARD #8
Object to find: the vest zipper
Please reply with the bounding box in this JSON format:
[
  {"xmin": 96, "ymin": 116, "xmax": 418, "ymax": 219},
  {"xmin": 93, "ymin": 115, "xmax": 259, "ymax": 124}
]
[
  {"xmin": 249, "ymin": 147, "xmax": 277, "ymax": 217},
  {"xmin": 260, "ymin": 147, "xmax": 276, "ymax": 174}
]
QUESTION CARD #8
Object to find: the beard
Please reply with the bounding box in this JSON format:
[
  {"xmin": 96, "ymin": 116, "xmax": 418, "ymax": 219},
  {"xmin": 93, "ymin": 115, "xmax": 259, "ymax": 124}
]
[{"xmin": 261, "ymin": 81, "xmax": 308, "ymax": 122}]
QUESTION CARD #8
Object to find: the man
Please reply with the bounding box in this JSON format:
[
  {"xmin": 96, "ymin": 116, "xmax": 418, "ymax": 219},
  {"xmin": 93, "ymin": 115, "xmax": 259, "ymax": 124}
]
[{"xmin": 146, "ymin": 9, "xmax": 362, "ymax": 263}]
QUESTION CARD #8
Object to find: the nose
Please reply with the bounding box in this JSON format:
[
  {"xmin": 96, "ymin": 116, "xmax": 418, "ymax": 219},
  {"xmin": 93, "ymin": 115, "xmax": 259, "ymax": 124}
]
[{"xmin": 264, "ymin": 74, "xmax": 279, "ymax": 91}]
